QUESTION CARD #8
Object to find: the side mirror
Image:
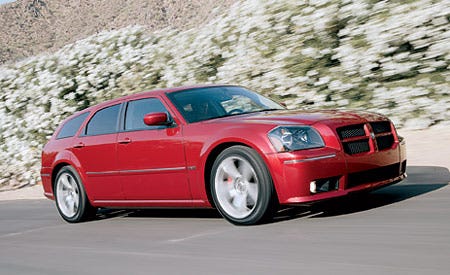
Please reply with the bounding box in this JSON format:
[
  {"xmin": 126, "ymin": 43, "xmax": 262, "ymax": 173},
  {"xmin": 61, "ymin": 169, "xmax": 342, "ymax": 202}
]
[{"xmin": 143, "ymin": 112, "xmax": 169, "ymax": 126}]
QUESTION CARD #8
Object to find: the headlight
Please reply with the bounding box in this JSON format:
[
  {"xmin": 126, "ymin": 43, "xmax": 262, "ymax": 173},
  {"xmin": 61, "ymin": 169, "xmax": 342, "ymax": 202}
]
[{"xmin": 268, "ymin": 126, "xmax": 325, "ymax": 152}]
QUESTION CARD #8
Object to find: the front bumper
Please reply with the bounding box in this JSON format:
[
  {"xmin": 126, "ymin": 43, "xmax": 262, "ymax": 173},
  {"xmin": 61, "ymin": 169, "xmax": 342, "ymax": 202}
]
[{"xmin": 271, "ymin": 139, "xmax": 407, "ymax": 205}]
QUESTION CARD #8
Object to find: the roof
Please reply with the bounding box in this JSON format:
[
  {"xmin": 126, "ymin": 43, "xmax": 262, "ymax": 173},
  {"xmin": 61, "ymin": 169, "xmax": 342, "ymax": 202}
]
[{"xmin": 65, "ymin": 84, "xmax": 238, "ymax": 118}]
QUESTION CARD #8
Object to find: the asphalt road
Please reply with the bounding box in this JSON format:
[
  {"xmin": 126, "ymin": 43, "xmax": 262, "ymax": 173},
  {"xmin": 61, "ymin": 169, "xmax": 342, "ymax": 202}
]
[{"xmin": 1, "ymin": 165, "xmax": 450, "ymax": 275}]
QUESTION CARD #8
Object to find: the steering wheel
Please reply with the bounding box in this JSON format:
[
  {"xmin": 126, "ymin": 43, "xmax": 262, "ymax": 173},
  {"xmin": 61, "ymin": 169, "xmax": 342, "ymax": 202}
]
[{"xmin": 228, "ymin": 109, "xmax": 244, "ymax": 115}]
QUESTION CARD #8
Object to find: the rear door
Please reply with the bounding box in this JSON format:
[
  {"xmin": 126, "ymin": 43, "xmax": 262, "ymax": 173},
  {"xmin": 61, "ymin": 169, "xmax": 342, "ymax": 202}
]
[
  {"xmin": 117, "ymin": 97, "xmax": 190, "ymax": 201},
  {"xmin": 72, "ymin": 104, "xmax": 122, "ymax": 200}
]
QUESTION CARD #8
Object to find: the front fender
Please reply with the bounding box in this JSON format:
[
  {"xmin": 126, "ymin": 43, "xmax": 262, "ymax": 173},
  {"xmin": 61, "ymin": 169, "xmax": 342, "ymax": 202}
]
[
  {"xmin": 201, "ymin": 129, "xmax": 274, "ymax": 160},
  {"xmin": 183, "ymin": 123, "xmax": 279, "ymax": 202}
]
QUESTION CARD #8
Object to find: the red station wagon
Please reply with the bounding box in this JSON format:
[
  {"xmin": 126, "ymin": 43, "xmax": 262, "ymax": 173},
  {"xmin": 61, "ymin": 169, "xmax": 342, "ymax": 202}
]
[{"xmin": 41, "ymin": 85, "xmax": 407, "ymax": 225}]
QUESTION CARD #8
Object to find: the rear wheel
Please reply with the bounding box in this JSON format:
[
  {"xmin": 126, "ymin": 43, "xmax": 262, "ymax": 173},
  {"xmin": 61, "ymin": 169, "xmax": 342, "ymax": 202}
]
[
  {"xmin": 54, "ymin": 166, "xmax": 96, "ymax": 222},
  {"xmin": 210, "ymin": 146, "xmax": 275, "ymax": 225}
]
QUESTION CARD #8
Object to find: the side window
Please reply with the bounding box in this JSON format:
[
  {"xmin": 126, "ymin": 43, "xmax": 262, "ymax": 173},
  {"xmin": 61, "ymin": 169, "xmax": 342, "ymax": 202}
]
[
  {"xmin": 57, "ymin": 112, "xmax": 89, "ymax": 139},
  {"xmin": 125, "ymin": 98, "xmax": 169, "ymax": 131},
  {"xmin": 85, "ymin": 104, "xmax": 120, "ymax": 136}
]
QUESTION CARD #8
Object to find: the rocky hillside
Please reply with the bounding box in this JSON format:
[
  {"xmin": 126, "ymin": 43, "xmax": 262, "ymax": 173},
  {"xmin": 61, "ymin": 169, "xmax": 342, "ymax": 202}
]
[
  {"xmin": 0, "ymin": 0, "xmax": 235, "ymax": 64},
  {"xmin": 0, "ymin": 0, "xmax": 449, "ymax": 187}
]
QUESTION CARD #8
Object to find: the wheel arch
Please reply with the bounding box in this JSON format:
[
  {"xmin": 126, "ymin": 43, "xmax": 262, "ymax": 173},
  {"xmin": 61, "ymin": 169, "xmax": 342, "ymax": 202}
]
[
  {"xmin": 50, "ymin": 151, "xmax": 90, "ymax": 200},
  {"xmin": 203, "ymin": 141, "xmax": 279, "ymax": 208}
]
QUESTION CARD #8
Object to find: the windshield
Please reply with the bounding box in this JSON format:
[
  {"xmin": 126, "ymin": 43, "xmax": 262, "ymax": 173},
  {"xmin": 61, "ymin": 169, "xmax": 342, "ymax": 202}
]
[{"xmin": 167, "ymin": 86, "xmax": 284, "ymax": 123}]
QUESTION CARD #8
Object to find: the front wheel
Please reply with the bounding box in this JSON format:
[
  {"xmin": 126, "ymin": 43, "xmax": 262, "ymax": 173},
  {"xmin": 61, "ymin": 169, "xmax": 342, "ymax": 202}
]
[
  {"xmin": 210, "ymin": 146, "xmax": 276, "ymax": 225},
  {"xmin": 54, "ymin": 166, "xmax": 96, "ymax": 222}
]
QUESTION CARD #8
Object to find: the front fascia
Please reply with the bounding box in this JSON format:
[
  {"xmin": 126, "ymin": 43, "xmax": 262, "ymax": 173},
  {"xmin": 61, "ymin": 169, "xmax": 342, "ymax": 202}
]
[{"xmin": 272, "ymin": 121, "xmax": 407, "ymax": 204}]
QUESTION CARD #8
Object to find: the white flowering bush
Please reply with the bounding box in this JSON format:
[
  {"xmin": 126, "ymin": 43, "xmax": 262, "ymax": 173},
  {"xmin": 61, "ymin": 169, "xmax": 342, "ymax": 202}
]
[{"xmin": 0, "ymin": 0, "xmax": 449, "ymax": 187}]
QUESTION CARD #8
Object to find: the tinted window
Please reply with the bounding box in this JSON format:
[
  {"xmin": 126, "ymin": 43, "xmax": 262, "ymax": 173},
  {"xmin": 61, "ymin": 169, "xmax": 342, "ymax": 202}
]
[
  {"xmin": 125, "ymin": 98, "xmax": 169, "ymax": 131},
  {"xmin": 167, "ymin": 86, "xmax": 284, "ymax": 123},
  {"xmin": 57, "ymin": 112, "xmax": 89, "ymax": 139},
  {"xmin": 86, "ymin": 104, "xmax": 120, "ymax": 136}
]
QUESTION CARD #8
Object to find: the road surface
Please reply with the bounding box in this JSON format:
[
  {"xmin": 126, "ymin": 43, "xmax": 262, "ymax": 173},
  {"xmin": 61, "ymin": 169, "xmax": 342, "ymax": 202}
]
[{"xmin": 0, "ymin": 128, "xmax": 449, "ymax": 274}]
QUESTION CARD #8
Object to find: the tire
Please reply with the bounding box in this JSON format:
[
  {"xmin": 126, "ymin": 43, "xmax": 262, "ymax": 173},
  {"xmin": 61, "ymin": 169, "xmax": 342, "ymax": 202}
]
[
  {"xmin": 54, "ymin": 166, "xmax": 96, "ymax": 223},
  {"xmin": 210, "ymin": 145, "xmax": 276, "ymax": 225}
]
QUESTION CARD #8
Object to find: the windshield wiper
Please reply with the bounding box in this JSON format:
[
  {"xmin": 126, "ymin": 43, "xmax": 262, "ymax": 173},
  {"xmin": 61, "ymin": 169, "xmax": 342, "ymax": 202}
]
[
  {"xmin": 247, "ymin": 108, "xmax": 283, "ymax": 114},
  {"xmin": 210, "ymin": 108, "xmax": 283, "ymax": 120},
  {"xmin": 261, "ymin": 108, "xmax": 283, "ymax": 112}
]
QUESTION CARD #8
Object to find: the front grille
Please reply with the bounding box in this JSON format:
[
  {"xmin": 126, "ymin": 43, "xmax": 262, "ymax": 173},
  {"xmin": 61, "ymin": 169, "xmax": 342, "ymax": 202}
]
[
  {"xmin": 370, "ymin": 121, "xmax": 391, "ymax": 134},
  {"xmin": 337, "ymin": 120, "xmax": 395, "ymax": 155},
  {"xmin": 343, "ymin": 139, "xmax": 370, "ymax": 154},
  {"xmin": 376, "ymin": 135, "xmax": 394, "ymax": 150},
  {"xmin": 347, "ymin": 162, "xmax": 401, "ymax": 188},
  {"xmin": 337, "ymin": 124, "xmax": 365, "ymax": 139}
]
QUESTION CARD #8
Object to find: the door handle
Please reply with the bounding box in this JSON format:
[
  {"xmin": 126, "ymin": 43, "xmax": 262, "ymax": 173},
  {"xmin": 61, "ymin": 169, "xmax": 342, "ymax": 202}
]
[
  {"xmin": 118, "ymin": 138, "xmax": 132, "ymax": 144},
  {"xmin": 73, "ymin": 142, "xmax": 85, "ymax": 148}
]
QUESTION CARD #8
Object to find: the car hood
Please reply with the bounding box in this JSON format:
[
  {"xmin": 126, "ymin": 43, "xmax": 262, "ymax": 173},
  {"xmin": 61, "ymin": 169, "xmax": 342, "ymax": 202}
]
[{"xmin": 210, "ymin": 109, "xmax": 389, "ymax": 127}]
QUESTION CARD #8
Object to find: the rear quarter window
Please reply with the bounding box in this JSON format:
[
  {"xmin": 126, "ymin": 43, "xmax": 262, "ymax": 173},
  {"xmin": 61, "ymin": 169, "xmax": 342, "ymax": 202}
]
[
  {"xmin": 56, "ymin": 112, "xmax": 89, "ymax": 139},
  {"xmin": 85, "ymin": 104, "xmax": 120, "ymax": 136}
]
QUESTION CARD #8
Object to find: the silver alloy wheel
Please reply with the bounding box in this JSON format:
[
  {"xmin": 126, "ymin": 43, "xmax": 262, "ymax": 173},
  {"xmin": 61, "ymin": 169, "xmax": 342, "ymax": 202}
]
[
  {"xmin": 214, "ymin": 156, "xmax": 259, "ymax": 219},
  {"xmin": 56, "ymin": 172, "xmax": 80, "ymax": 218}
]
